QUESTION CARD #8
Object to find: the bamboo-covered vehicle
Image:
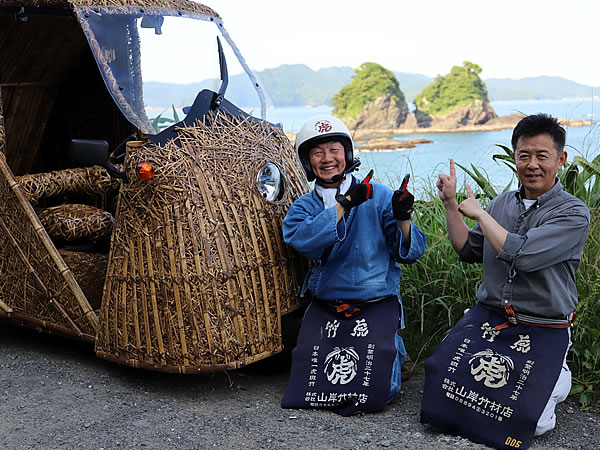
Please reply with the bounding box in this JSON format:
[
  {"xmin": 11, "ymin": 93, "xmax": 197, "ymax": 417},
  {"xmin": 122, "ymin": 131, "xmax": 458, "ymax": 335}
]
[{"xmin": 0, "ymin": 0, "xmax": 309, "ymax": 373}]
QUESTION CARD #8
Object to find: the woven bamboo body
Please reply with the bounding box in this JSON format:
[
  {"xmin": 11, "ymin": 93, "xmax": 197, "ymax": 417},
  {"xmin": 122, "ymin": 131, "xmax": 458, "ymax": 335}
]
[
  {"xmin": 0, "ymin": 0, "xmax": 310, "ymax": 372},
  {"xmin": 0, "ymin": 153, "xmax": 98, "ymax": 340},
  {"xmin": 95, "ymin": 114, "xmax": 309, "ymax": 373}
]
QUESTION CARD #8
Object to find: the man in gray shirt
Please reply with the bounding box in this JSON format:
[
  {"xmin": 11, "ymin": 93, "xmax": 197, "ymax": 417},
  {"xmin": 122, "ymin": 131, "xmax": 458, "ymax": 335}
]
[{"xmin": 421, "ymin": 114, "xmax": 590, "ymax": 447}]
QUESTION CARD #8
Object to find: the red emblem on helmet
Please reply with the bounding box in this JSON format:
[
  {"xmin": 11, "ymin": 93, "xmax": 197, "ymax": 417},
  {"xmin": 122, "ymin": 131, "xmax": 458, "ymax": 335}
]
[{"xmin": 314, "ymin": 120, "xmax": 332, "ymax": 133}]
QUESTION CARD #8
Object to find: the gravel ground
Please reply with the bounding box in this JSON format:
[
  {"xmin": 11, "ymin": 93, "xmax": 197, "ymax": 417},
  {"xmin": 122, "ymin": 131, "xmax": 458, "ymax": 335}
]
[{"xmin": 1, "ymin": 322, "xmax": 598, "ymax": 449}]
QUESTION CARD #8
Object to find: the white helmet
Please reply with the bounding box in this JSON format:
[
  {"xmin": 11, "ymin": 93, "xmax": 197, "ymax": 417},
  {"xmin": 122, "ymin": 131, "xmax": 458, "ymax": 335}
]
[{"xmin": 295, "ymin": 115, "xmax": 355, "ymax": 182}]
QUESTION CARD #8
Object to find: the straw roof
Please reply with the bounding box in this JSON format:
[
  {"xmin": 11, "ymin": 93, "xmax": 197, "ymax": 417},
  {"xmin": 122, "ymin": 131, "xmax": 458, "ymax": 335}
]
[{"xmin": 0, "ymin": 0, "xmax": 220, "ymax": 17}]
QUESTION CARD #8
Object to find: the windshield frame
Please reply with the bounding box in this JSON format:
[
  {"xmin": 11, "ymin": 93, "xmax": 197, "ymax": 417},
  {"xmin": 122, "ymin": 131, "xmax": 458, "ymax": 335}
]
[{"xmin": 74, "ymin": 5, "xmax": 269, "ymax": 135}]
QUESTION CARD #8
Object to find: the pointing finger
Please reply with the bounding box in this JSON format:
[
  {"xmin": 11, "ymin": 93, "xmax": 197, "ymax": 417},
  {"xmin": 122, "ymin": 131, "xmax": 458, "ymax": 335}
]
[
  {"xmin": 449, "ymin": 159, "xmax": 456, "ymax": 179},
  {"xmin": 401, "ymin": 173, "xmax": 410, "ymax": 190},
  {"xmin": 466, "ymin": 184, "xmax": 474, "ymax": 198}
]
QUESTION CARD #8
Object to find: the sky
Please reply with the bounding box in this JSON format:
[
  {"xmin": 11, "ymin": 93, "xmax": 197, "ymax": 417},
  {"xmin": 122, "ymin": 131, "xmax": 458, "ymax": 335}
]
[{"xmin": 202, "ymin": 0, "xmax": 599, "ymax": 88}]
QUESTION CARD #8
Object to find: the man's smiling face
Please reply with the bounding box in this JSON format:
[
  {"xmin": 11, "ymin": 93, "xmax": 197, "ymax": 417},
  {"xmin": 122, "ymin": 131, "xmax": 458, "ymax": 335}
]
[
  {"xmin": 308, "ymin": 141, "xmax": 346, "ymax": 186},
  {"xmin": 514, "ymin": 133, "xmax": 567, "ymax": 200}
]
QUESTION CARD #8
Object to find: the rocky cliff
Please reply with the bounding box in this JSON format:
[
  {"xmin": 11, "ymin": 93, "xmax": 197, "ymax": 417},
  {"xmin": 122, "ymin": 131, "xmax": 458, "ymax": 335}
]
[
  {"xmin": 416, "ymin": 99, "xmax": 497, "ymax": 129},
  {"xmin": 349, "ymin": 93, "xmax": 417, "ymax": 130}
]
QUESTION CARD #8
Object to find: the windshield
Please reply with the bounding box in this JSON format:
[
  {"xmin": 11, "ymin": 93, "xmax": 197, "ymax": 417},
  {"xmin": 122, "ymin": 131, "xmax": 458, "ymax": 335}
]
[{"xmin": 75, "ymin": 6, "xmax": 273, "ymax": 135}]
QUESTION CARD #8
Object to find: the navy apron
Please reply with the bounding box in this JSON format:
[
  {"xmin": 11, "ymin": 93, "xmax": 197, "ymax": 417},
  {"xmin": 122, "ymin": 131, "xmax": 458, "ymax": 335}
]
[
  {"xmin": 420, "ymin": 302, "xmax": 569, "ymax": 449},
  {"xmin": 282, "ymin": 296, "xmax": 400, "ymax": 416}
]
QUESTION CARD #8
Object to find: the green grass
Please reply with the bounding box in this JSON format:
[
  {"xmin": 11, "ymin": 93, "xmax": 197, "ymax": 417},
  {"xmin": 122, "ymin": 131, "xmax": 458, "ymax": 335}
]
[{"xmin": 401, "ymin": 192, "xmax": 482, "ymax": 365}]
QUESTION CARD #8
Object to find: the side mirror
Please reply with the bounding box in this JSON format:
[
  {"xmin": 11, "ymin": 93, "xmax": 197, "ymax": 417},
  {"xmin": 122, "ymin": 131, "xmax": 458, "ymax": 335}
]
[
  {"xmin": 70, "ymin": 139, "xmax": 127, "ymax": 181},
  {"xmin": 140, "ymin": 15, "xmax": 164, "ymax": 35}
]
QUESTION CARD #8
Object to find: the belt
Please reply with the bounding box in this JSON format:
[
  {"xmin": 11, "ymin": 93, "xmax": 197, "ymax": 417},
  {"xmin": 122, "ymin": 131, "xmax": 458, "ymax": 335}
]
[
  {"xmin": 485, "ymin": 304, "xmax": 575, "ymax": 330},
  {"xmin": 318, "ymin": 295, "xmax": 396, "ymax": 318}
]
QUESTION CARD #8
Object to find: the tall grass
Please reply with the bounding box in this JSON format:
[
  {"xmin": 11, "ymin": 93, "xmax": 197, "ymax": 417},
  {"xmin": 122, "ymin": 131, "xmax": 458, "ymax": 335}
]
[
  {"xmin": 401, "ymin": 193, "xmax": 483, "ymax": 362},
  {"xmin": 398, "ymin": 150, "xmax": 600, "ymax": 407},
  {"xmin": 569, "ymin": 207, "xmax": 600, "ymax": 407}
]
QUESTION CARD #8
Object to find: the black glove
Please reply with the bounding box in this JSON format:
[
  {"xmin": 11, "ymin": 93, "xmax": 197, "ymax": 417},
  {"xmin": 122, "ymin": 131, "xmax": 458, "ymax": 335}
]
[
  {"xmin": 336, "ymin": 182, "xmax": 373, "ymax": 210},
  {"xmin": 392, "ymin": 176, "xmax": 414, "ymax": 220}
]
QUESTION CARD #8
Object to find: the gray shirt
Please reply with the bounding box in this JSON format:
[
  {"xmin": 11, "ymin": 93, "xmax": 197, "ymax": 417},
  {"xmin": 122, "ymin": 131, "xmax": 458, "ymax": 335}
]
[{"xmin": 459, "ymin": 179, "xmax": 590, "ymax": 319}]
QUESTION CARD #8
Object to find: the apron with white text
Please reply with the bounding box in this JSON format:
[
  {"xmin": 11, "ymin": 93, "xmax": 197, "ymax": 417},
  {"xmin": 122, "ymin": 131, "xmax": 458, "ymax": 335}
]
[
  {"xmin": 420, "ymin": 302, "xmax": 569, "ymax": 449},
  {"xmin": 282, "ymin": 296, "xmax": 400, "ymax": 416}
]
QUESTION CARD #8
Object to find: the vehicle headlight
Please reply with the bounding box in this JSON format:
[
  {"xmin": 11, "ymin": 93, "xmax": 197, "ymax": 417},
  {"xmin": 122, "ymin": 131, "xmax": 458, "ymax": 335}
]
[{"xmin": 257, "ymin": 162, "xmax": 282, "ymax": 201}]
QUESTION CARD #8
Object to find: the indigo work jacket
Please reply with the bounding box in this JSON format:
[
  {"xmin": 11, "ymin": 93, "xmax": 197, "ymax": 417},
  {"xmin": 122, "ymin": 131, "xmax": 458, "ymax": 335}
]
[
  {"xmin": 283, "ymin": 176, "xmax": 426, "ymax": 302},
  {"xmin": 459, "ymin": 179, "xmax": 590, "ymax": 319}
]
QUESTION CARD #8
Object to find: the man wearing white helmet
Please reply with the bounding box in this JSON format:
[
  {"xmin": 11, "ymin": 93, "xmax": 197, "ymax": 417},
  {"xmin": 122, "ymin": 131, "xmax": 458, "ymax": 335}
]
[{"xmin": 281, "ymin": 115, "xmax": 426, "ymax": 416}]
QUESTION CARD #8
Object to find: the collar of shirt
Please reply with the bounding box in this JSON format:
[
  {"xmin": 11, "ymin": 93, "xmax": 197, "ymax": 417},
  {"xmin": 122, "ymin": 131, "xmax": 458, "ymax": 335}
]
[
  {"xmin": 515, "ymin": 177, "xmax": 563, "ymax": 207},
  {"xmin": 315, "ymin": 175, "xmax": 353, "ymax": 209}
]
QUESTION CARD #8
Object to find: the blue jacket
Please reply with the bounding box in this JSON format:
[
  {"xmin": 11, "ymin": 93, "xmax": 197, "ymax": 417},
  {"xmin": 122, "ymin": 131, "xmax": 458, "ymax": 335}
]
[{"xmin": 283, "ymin": 176, "xmax": 426, "ymax": 301}]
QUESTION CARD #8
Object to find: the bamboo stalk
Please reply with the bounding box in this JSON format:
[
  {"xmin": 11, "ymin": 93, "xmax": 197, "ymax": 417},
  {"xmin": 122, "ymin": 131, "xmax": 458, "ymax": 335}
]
[
  {"xmin": 143, "ymin": 226, "xmax": 165, "ymax": 362},
  {"xmin": 119, "ymin": 252, "xmax": 129, "ymax": 349},
  {"xmin": 207, "ymin": 177, "xmax": 245, "ymax": 352},
  {"xmin": 194, "ymin": 170, "xmax": 231, "ymax": 353},
  {"xmin": 153, "ymin": 205, "xmax": 175, "ymax": 360},
  {"xmin": 253, "ymin": 195, "xmax": 282, "ymax": 338},
  {"xmin": 0, "ymin": 298, "xmax": 13, "ymax": 313},
  {"xmin": 0, "ymin": 311, "xmax": 94, "ymax": 342},
  {"xmin": 218, "ymin": 177, "xmax": 256, "ymax": 351},
  {"xmin": 0, "ymin": 215, "xmax": 83, "ymax": 336},
  {"xmin": 128, "ymin": 242, "xmax": 142, "ymax": 352},
  {"xmin": 163, "ymin": 205, "xmax": 189, "ymax": 366},
  {"xmin": 196, "ymin": 210, "xmax": 220, "ymax": 365},
  {"xmin": 102, "ymin": 253, "xmax": 115, "ymax": 352},
  {"xmin": 174, "ymin": 204, "xmax": 201, "ymax": 357},
  {"xmin": 270, "ymin": 216, "xmax": 292, "ymax": 312},
  {"xmin": 136, "ymin": 236, "xmax": 153, "ymax": 355},
  {"xmin": 240, "ymin": 192, "xmax": 273, "ymax": 342},
  {"xmin": 187, "ymin": 212, "xmax": 214, "ymax": 360}
]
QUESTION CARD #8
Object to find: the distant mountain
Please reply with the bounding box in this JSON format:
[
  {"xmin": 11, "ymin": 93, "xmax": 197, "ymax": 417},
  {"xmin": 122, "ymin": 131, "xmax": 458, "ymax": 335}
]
[
  {"xmin": 143, "ymin": 75, "xmax": 262, "ymax": 110},
  {"xmin": 142, "ymin": 66, "xmax": 595, "ymax": 109},
  {"xmin": 392, "ymin": 72, "xmax": 433, "ymax": 103},
  {"xmin": 258, "ymin": 65, "xmax": 434, "ymax": 106},
  {"xmin": 258, "ymin": 64, "xmax": 354, "ymax": 106},
  {"xmin": 485, "ymin": 76, "xmax": 594, "ymax": 101}
]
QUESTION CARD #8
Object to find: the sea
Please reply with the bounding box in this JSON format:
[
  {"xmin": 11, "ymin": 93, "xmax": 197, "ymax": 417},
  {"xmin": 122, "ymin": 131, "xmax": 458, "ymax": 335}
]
[{"xmin": 268, "ymin": 98, "xmax": 600, "ymax": 197}]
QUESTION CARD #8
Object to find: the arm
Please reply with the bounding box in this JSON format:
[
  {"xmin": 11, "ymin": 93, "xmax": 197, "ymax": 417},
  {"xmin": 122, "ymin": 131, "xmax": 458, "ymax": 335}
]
[
  {"xmin": 458, "ymin": 185, "xmax": 508, "ymax": 254},
  {"xmin": 284, "ymin": 178, "xmax": 375, "ymax": 260},
  {"xmin": 283, "ymin": 198, "xmax": 345, "ymax": 261},
  {"xmin": 397, "ymin": 219, "xmax": 411, "ymax": 241},
  {"xmin": 335, "ymin": 203, "xmax": 345, "ymax": 223},
  {"xmin": 437, "ymin": 159, "xmax": 470, "ymax": 253},
  {"xmin": 498, "ymin": 207, "xmax": 589, "ymax": 272},
  {"xmin": 397, "ymin": 221, "xmax": 426, "ymax": 263},
  {"xmin": 392, "ymin": 174, "xmax": 413, "ymax": 245},
  {"xmin": 389, "ymin": 177, "xmax": 425, "ymax": 263}
]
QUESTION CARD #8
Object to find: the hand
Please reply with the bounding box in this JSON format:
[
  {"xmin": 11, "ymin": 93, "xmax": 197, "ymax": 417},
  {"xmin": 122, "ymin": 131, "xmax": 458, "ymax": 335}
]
[
  {"xmin": 437, "ymin": 159, "xmax": 457, "ymax": 204},
  {"xmin": 457, "ymin": 184, "xmax": 484, "ymax": 220},
  {"xmin": 336, "ymin": 182, "xmax": 373, "ymax": 210},
  {"xmin": 392, "ymin": 174, "xmax": 414, "ymax": 220}
]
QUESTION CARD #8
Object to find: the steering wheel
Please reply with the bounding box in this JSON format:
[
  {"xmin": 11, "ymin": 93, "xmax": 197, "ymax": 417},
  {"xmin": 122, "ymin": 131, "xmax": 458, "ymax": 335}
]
[{"xmin": 110, "ymin": 133, "xmax": 137, "ymax": 163}]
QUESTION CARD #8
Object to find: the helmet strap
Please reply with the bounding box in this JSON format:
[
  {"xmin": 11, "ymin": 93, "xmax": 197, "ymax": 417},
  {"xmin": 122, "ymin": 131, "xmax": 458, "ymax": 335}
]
[{"xmin": 316, "ymin": 174, "xmax": 345, "ymax": 187}]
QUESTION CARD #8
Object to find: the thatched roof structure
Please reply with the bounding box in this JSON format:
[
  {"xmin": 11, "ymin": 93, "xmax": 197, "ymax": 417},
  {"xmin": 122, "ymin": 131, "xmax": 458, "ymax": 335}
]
[{"xmin": 0, "ymin": 0, "xmax": 219, "ymax": 17}]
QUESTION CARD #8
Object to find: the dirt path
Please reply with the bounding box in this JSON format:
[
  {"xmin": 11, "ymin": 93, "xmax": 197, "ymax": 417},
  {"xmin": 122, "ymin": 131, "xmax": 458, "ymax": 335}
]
[{"xmin": 1, "ymin": 323, "xmax": 598, "ymax": 449}]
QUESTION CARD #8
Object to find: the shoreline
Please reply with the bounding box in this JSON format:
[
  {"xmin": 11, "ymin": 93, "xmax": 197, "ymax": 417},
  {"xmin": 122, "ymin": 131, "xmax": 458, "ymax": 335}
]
[{"xmin": 284, "ymin": 115, "xmax": 595, "ymax": 151}]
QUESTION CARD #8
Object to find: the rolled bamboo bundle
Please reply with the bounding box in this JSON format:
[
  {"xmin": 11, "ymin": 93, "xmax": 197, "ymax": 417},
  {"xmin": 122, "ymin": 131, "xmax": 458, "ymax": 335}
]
[
  {"xmin": 38, "ymin": 204, "xmax": 114, "ymax": 241},
  {"xmin": 95, "ymin": 113, "xmax": 310, "ymax": 373},
  {"xmin": 16, "ymin": 166, "xmax": 118, "ymax": 205}
]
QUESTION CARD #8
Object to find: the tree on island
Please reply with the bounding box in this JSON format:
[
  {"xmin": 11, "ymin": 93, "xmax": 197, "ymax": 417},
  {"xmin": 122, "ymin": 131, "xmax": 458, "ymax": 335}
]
[
  {"xmin": 330, "ymin": 62, "xmax": 407, "ymax": 121},
  {"xmin": 414, "ymin": 61, "xmax": 491, "ymax": 116},
  {"xmin": 413, "ymin": 61, "xmax": 496, "ymax": 127}
]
